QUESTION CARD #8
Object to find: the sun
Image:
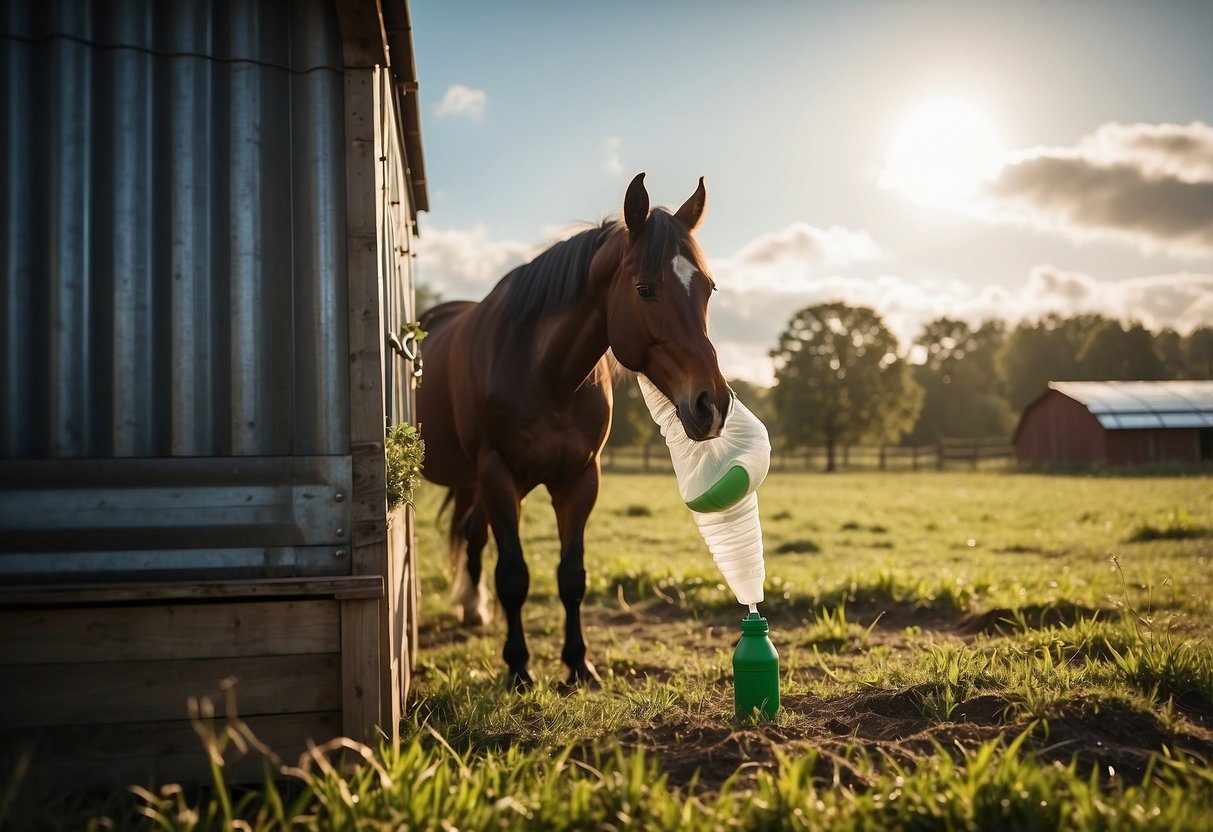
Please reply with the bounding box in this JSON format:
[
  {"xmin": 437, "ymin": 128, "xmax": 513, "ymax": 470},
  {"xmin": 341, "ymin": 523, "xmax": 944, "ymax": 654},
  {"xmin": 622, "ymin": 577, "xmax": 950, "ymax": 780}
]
[{"xmin": 879, "ymin": 97, "xmax": 1004, "ymax": 207}]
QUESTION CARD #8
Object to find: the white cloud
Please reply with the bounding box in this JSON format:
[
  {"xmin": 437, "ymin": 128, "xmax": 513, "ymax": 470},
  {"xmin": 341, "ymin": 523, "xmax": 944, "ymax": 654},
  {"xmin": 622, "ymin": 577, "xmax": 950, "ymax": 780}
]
[
  {"xmin": 435, "ymin": 84, "xmax": 487, "ymax": 119},
  {"xmin": 981, "ymin": 121, "xmax": 1213, "ymax": 256},
  {"xmin": 715, "ymin": 223, "xmax": 883, "ymax": 292},
  {"xmin": 413, "ymin": 224, "xmax": 537, "ymax": 301},
  {"xmin": 605, "ymin": 136, "xmax": 623, "ymax": 175},
  {"xmin": 1078, "ymin": 121, "xmax": 1213, "ymax": 182}
]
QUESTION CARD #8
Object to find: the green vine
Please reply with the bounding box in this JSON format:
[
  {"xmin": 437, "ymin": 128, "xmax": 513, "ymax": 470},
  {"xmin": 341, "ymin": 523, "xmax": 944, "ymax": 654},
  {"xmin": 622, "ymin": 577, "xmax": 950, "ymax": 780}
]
[{"xmin": 385, "ymin": 422, "xmax": 425, "ymax": 511}]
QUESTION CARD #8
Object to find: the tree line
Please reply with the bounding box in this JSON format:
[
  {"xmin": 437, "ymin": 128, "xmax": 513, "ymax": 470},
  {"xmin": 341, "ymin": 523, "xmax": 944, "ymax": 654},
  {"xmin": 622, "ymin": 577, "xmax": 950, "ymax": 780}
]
[{"xmin": 608, "ymin": 303, "xmax": 1213, "ymax": 470}]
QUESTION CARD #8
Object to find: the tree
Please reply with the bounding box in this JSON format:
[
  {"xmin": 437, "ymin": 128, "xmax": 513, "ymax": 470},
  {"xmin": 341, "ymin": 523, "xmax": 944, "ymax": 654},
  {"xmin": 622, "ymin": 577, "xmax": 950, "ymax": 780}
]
[
  {"xmin": 414, "ymin": 283, "xmax": 445, "ymax": 316},
  {"xmin": 605, "ymin": 373, "xmax": 657, "ymax": 449},
  {"xmin": 907, "ymin": 318, "xmax": 1014, "ymax": 443},
  {"xmin": 770, "ymin": 302, "xmax": 922, "ymax": 471},
  {"xmin": 1154, "ymin": 328, "xmax": 1186, "ymax": 379},
  {"xmin": 1185, "ymin": 326, "xmax": 1213, "ymax": 378},
  {"xmin": 996, "ymin": 313, "xmax": 1108, "ymax": 412},
  {"xmin": 1076, "ymin": 321, "xmax": 1166, "ymax": 380},
  {"xmin": 727, "ymin": 378, "xmax": 777, "ymax": 439}
]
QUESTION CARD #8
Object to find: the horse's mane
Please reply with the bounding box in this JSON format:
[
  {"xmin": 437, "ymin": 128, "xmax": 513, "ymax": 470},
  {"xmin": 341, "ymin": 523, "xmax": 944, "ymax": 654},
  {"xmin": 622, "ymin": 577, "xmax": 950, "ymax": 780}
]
[
  {"xmin": 500, "ymin": 209, "xmax": 701, "ymax": 322},
  {"xmin": 639, "ymin": 208, "xmax": 705, "ymax": 277},
  {"xmin": 501, "ymin": 222, "xmax": 615, "ymax": 321}
]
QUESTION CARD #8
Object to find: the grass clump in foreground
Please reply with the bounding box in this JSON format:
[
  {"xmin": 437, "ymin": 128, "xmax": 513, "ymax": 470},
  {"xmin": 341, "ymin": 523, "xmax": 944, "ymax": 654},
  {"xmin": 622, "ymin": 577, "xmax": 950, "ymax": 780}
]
[{"xmin": 13, "ymin": 716, "xmax": 1213, "ymax": 831}]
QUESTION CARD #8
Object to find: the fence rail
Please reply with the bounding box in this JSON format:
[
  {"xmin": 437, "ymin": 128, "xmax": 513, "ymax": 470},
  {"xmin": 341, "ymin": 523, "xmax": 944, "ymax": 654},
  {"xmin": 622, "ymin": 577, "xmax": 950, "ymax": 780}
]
[{"xmin": 601, "ymin": 439, "xmax": 1016, "ymax": 474}]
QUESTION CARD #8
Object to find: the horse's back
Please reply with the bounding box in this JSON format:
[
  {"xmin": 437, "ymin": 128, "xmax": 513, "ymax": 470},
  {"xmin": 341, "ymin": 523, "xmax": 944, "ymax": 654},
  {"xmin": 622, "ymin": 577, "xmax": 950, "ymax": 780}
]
[
  {"xmin": 417, "ymin": 297, "xmax": 612, "ymax": 490},
  {"xmin": 420, "ymin": 300, "xmax": 476, "ymax": 329}
]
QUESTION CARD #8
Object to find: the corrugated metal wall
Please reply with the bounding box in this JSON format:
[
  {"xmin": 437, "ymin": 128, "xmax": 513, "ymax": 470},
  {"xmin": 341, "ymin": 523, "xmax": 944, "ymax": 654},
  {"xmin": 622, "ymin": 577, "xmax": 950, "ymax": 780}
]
[
  {"xmin": 1, "ymin": 0, "xmax": 349, "ymax": 460},
  {"xmin": 0, "ymin": 0, "xmax": 392, "ymax": 584}
]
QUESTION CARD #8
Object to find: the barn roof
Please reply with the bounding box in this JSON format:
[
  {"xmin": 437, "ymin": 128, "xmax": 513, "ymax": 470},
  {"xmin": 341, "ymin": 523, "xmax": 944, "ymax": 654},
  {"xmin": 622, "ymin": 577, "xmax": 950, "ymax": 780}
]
[{"xmin": 1047, "ymin": 380, "xmax": 1213, "ymax": 430}]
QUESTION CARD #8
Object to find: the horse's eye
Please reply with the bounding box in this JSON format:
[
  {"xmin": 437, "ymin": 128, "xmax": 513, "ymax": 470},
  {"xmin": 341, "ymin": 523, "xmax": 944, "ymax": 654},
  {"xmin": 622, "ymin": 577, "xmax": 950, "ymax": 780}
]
[{"xmin": 636, "ymin": 284, "xmax": 655, "ymax": 300}]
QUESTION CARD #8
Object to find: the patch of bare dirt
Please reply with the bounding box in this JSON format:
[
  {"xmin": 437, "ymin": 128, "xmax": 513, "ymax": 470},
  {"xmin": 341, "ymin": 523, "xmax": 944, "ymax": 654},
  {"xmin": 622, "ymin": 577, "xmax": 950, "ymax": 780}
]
[
  {"xmin": 578, "ymin": 605, "xmax": 1213, "ymax": 794},
  {"xmin": 604, "ymin": 687, "xmax": 1213, "ymax": 794}
]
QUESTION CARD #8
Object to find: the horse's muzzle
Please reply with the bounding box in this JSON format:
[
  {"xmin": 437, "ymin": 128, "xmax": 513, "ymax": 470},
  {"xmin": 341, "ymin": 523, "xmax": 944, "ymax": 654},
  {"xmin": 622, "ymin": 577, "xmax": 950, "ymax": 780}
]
[{"xmin": 678, "ymin": 390, "xmax": 729, "ymax": 441}]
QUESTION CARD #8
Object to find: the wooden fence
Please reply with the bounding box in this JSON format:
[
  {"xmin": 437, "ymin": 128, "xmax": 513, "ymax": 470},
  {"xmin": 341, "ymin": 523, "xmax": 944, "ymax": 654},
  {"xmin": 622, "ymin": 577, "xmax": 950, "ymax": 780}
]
[{"xmin": 601, "ymin": 438, "xmax": 1016, "ymax": 474}]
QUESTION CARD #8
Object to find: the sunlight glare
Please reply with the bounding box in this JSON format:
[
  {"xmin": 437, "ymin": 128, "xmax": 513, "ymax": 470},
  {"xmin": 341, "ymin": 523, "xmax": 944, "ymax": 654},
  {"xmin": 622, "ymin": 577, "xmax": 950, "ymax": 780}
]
[{"xmin": 880, "ymin": 97, "xmax": 1004, "ymax": 207}]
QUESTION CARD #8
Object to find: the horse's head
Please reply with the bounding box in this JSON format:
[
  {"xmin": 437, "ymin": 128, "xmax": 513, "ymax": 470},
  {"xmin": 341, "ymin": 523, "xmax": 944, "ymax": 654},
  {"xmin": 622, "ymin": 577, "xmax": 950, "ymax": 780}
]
[{"xmin": 604, "ymin": 173, "xmax": 731, "ymax": 441}]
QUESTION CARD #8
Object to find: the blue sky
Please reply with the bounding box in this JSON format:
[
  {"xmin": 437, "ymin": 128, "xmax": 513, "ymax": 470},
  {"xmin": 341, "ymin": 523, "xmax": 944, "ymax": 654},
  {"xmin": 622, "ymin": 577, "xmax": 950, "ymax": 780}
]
[{"xmin": 410, "ymin": 0, "xmax": 1213, "ymax": 383}]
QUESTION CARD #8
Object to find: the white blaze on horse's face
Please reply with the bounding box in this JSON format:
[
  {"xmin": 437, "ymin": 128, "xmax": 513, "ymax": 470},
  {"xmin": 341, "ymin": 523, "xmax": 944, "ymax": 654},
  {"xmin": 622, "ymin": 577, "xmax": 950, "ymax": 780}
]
[{"xmin": 671, "ymin": 254, "xmax": 696, "ymax": 295}]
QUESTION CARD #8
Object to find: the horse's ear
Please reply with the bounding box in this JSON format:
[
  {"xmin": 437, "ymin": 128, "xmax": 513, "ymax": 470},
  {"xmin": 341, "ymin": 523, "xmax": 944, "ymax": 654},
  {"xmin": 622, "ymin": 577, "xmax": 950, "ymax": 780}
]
[
  {"xmin": 674, "ymin": 176, "xmax": 707, "ymax": 230},
  {"xmin": 624, "ymin": 172, "xmax": 649, "ymax": 236}
]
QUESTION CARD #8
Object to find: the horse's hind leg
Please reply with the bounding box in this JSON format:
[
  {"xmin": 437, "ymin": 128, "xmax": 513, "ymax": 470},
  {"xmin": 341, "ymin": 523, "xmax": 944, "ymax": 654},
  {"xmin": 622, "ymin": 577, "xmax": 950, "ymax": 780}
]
[
  {"xmin": 478, "ymin": 452, "xmax": 532, "ymax": 689},
  {"xmin": 549, "ymin": 466, "xmax": 602, "ymax": 687},
  {"xmin": 449, "ymin": 488, "xmax": 492, "ymax": 626}
]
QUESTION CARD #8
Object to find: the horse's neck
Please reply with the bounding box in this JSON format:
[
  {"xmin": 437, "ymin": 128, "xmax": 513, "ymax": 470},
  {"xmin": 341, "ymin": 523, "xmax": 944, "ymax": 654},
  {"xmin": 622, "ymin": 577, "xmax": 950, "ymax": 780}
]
[
  {"xmin": 532, "ymin": 236, "xmax": 621, "ymax": 401},
  {"xmin": 533, "ymin": 294, "xmax": 611, "ymax": 401}
]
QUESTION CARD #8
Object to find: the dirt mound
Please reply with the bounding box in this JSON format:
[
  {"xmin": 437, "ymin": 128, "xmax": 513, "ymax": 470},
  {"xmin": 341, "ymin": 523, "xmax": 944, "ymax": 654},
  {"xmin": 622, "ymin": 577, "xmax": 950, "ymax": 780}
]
[
  {"xmin": 609, "ymin": 686, "xmax": 1213, "ymax": 794},
  {"xmin": 956, "ymin": 604, "xmax": 1106, "ymax": 636}
]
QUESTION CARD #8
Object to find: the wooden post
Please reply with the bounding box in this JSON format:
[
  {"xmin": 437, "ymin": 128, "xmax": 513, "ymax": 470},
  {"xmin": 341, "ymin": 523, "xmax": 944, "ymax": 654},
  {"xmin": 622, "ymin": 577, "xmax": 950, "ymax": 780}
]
[
  {"xmin": 879, "ymin": 445, "xmax": 887, "ymax": 471},
  {"xmin": 337, "ymin": 0, "xmax": 391, "ymax": 740},
  {"xmin": 340, "ymin": 597, "xmax": 380, "ymax": 741}
]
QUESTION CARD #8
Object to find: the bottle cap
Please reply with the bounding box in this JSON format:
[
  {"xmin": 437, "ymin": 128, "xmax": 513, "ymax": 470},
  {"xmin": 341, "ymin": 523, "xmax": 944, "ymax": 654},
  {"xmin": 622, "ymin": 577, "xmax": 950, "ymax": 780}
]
[{"xmin": 740, "ymin": 612, "xmax": 768, "ymax": 635}]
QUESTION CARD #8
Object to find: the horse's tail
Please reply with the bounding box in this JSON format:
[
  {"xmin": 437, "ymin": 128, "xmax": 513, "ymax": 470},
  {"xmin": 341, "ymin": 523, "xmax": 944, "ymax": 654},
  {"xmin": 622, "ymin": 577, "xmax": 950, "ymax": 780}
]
[
  {"xmin": 441, "ymin": 487, "xmax": 493, "ymax": 625},
  {"xmin": 437, "ymin": 487, "xmax": 459, "ymax": 558}
]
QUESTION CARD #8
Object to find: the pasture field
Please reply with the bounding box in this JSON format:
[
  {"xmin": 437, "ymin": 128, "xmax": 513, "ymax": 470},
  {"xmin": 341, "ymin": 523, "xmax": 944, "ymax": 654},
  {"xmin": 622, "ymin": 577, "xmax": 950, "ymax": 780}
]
[{"xmin": 10, "ymin": 472, "xmax": 1213, "ymax": 830}]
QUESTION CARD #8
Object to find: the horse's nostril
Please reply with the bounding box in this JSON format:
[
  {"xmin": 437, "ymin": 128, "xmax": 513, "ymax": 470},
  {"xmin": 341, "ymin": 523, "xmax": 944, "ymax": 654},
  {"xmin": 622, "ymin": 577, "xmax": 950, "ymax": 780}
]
[{"xmin": 694, "ymin": 390, "xmax": 714, "ymax": 420}]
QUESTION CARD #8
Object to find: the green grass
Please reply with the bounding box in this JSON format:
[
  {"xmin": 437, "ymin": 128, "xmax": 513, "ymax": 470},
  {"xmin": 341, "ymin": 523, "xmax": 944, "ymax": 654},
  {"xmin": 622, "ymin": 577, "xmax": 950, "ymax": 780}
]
[{"xmin": 8, "ymin": 471, "xmax": 1213, "ymax": 829}]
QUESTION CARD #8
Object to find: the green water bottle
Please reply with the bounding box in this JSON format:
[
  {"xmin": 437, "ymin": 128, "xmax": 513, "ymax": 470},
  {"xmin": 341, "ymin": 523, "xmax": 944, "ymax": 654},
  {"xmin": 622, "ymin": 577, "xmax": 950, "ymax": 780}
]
[{"xmin": 734, "ymin": 612, "xmax": 779, "ymax": 718}]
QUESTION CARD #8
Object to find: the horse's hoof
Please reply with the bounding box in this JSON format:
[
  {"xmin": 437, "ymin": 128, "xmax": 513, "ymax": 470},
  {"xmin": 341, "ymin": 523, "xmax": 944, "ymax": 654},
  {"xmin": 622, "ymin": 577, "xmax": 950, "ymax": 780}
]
[
  {"xmin": 564, "ymin": 660, "xmax": 602, "ymax": 689},
  {"xmin": 455, "ymin": 607, "xmax": 491, "ymax": 628},
  {"xmin": 508, "ymin": 668, "xmax": 534, "ymax": 691}
]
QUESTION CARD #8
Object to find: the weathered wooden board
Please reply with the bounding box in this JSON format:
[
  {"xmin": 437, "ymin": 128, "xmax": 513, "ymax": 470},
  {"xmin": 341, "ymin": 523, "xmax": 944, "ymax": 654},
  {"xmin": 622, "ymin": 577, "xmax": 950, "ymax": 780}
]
[
  {"xmin": 0, "ymin": 576, "xmax": 382, "ymax": 607},
  {"xmin": 1, "ymin": 653, "xmax": 341, "ymax": 729},
  {"xmin": 1, "ymin": 710, "xmax": 341, "ymax": 786},
  {"xmin": 0, "ymin": 600, "xmax": 340, "ymax": 665},
  {"xmin": 340, "ymin": 597, "xmax": 380, "ymax": 741}
]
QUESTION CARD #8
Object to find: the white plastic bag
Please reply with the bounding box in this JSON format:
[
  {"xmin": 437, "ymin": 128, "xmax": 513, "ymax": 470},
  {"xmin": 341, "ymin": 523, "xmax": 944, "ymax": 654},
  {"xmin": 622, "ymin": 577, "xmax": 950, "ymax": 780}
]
[{"xmin": 637, "ymin": 374, "xmax": 771, "ymax": 605}]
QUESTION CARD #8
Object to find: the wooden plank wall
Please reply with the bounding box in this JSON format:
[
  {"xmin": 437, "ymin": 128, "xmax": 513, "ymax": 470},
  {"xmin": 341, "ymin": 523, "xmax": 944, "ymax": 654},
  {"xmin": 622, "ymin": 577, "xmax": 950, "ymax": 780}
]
[{"xmin": 0, "ymin": 576, "xmax": 384, "ymax": 785}]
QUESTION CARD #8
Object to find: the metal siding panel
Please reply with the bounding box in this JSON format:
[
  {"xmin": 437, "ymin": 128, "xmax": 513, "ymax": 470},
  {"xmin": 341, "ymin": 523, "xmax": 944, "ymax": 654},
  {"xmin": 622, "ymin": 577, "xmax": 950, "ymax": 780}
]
[
  {"xmin": 168, "ymin": 3, "xmax": 219, "ymax": 456},
  {"xmin": 0, "ymin": 546, "xmax": 349, "ymax": 584},
  {"xmin": 105, "ymin": 2, "xmax": 158, "ymax": 457},
  {"xmin": 3, "ymin": 0, "xmax": 368, "ymax": 584},
  {"xmin": 227, "ymin": 4, "xmax": 272, "ymax": 455},
  {"xmin": 47, "ymin": 7, "xmax": 95, "ymax": 458},
  {"xmin": 2, "ymin": 3, "xmax": 48, "ymax": 458},
  {"xmin": 1, "ymin": 0, "xmax": 364, "ymax": 578},
  {"xmin": 7, "ymin": 0, "xmax": 353, "ymax": 463},
  {"xmin": 291, "ymin": 0, "xmax": 349, "ymax": 456},
  {"xmin": 0, "ymin": 456, "xmax": 352, "ymax": 554}
]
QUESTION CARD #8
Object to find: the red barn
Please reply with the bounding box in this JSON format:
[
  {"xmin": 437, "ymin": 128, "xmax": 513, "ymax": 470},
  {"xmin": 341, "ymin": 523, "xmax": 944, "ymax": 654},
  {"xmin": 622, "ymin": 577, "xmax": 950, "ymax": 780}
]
[{"xmin": 1014, "ymin": 381, "xmax": 1213, "ymax": 466}]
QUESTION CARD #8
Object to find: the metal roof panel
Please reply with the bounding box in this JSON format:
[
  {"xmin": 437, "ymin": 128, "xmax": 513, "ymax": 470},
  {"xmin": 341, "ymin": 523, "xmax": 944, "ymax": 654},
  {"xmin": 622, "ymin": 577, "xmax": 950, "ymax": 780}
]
[{"xmin": 1048, "ymin": 381, "xmax": 1213, "ymax": 431}]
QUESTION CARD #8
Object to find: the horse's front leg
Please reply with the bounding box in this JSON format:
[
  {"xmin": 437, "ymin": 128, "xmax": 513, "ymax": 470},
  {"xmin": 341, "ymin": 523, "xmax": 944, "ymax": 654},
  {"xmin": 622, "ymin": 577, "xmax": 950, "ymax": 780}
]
[
  {"xmin": 478, "ymin": 452, "xmax": 532, "ymax": 689},
  {"xmin": 548, "ymin": 465, "xmax": 603, "ymax": 687}
]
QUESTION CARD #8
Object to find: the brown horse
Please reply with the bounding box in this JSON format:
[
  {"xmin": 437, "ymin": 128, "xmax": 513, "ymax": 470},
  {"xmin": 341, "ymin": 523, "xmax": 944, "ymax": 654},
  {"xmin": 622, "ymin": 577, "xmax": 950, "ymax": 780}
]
[{"xmin": 417, "ymin": 173, "xmax": 731, "ymax": 688}]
